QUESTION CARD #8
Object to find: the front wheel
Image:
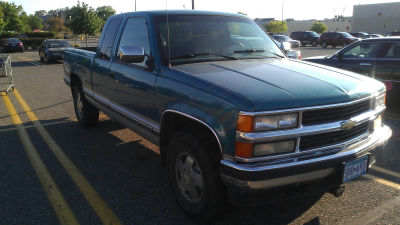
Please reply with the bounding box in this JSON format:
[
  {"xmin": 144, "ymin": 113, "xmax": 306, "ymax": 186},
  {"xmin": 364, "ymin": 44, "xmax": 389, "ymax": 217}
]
[
  {"xmin": 72, "ymin": 83, "xmax": 99, "ymax": 127},
  {"xmin": 321, "ymin": 41, "xmax": 327, "ymax": 48},
  {"xmin": 167, "ymin": 132, "xmax": 227, "ymax": 221}
]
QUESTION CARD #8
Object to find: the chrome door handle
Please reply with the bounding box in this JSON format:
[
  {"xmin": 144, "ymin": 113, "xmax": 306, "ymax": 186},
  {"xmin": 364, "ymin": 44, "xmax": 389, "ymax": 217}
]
[{"xmin": 360, "ymin": 63, "xmax": 372, "ymax": 66}]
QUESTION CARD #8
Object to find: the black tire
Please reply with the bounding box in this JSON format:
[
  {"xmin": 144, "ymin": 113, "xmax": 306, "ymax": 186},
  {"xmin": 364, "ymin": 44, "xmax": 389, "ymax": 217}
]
[
  {"xmin": 332, "ymin": 44, "xmax": 337, "ymax": 48},
  {"xmin": 44, "ymin": 54, "xmax": 50, "ymax": 64},
  {"xmin": 167, "ymin": 132, "xmax": 227, "ymax": 222},
  {"xmin": 321, "ymin": 41, "xmax": 327, "ymax": 48},
  {"xmin": 72, "ymin": 82, "xmax": 99, "ymax": 127},
  {"xmin": 301, "ymin": 42, "xmax": 307, "ymax": 47},
  {"xmin": 312, "ymin": 40, "xmax": 317, "ymax": 47},
  {"xmin": 40, "ymin": 56, "xmax": 44, "ymax": 62}
]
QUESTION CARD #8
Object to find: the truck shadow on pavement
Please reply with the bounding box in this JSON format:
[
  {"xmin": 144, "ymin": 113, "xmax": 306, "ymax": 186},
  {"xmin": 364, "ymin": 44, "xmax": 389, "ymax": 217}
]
[{"xmin": 1, "ymin": 117, "xmax": 326, "ymax": 225}]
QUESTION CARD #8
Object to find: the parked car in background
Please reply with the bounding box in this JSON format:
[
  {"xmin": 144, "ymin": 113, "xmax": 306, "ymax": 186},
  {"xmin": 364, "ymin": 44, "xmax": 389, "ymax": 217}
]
[
  {"xmin": 64, "ymin": 33, "xmax": 71, "ymax": 39},
  {"xmin": 349, "ymin": 32, "xmax": 369, "ymax": 39},
  {"xmin": 304, "ymin": 37, "xmax": 400, "ymax": 113},
  {"xmin": 290, "ymin": 31, "xmax": 320, "ymax": 46},
  {"xmin": 271, "ymin": 34, "xmax": 300, "ymax": 48},
  {"xmin": 39, "ymin": 39, "xmax": 71, "ymax": 63},
  {"xmin": 273, "ymin": 39, "xmax": 301, "ymax": 59},
  {"xmin": 386, "ymin": 31, "xmax": 400, "ymax": 36},
  {"xmin": 2, "ymin": 38, "xmax": 24, "ymax": 53},
  {"xmin": 366, "ymin": 34, "xmax": 383, "ymax": 38},
  {"xmin": 318, "ymin": 32, "xmax": 359, "ymax": 48}
]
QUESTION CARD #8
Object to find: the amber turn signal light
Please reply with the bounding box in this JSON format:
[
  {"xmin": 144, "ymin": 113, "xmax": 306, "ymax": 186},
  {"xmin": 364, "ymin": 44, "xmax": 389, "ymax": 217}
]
[
  {"xmin": 237, "ymin": 115, "xmax": 253, "ymax": 132},
  {"xmin": 235, "ymin": 141, "xmax": 253, "ymax": 158}
]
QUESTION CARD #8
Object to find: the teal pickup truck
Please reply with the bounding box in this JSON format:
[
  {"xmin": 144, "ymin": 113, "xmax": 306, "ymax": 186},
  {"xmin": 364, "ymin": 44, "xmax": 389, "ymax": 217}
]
[{"xmin": 63, "ymin": 11, "xmax": 392, "ymax": 220}]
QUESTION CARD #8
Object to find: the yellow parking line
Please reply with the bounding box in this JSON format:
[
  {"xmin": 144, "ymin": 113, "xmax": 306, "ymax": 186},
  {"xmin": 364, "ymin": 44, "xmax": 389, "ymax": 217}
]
[
  {"xmin": 364, "ymin": 174, "xmax": 400, "ymax": 190},
  {"xmin": 371, "ymin": 166, "xmax": 400, "ymax": 179},
  {"xmin": 13, "ymin": 89, "xmax": 123, "ymax": 225},
  {"xmin": 1, "ymin": 94, "xmax": 80, "ymax": 225}
]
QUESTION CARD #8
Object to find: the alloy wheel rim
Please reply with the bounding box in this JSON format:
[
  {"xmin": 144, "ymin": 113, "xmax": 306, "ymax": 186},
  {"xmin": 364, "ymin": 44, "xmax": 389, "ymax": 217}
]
[{"xmin": 175, "ymin": 151, "xmax": 204, "ymax": 203}]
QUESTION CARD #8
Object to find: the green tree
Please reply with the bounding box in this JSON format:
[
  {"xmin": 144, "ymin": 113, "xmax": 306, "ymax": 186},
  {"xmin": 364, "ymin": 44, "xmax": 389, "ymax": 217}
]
[
  {"xmin": 0, "ymin": 6, "xmax": 6, "ymax": 31},
  {"xmin": 264, "ymin": 21, "xmax": 287, "ymax": 34},
  {"xmin": 46, "ymin": 16, "xmax": 67, "ymax": 32},
  {"xmin": 28, "ymin": 15, "xmax": 44, "ymax": 30},
  {"xmin": 34, "ymin": 10, "xmax": 47, "ymax": 17},
  {"xmin": 96, "ymin": 5, "xmax": 115, "ymax": 28},
  {"xmin": 310, "ymin": 22, "xmax": 328, "ymax": 34},
  {"xmin": 0, "ymin": 2, "xmax": 24, "ymax": 32},
  {"xmin": 66, "ymin": 2, "xmax": 102, "ymax": 45}
]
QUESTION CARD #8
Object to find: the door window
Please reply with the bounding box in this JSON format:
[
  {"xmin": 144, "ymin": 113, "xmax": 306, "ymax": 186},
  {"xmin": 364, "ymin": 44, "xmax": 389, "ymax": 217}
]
[
  {"xmin": 342, "ymin": 43, "xmax": 381, "ymax": 58},
  {"xmin": 116, "ymin": 17, "xmax": 151, "ymax": 68},
  {"xmin": 384, "ymin": 43, "xmax": 400, "ymax": 58}
]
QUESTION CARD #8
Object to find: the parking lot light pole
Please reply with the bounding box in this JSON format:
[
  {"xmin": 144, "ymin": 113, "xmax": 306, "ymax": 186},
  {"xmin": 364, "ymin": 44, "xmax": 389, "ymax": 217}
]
[{"xmin": 192, "ymin": 0, "xmax": 194, "ymax": 10}]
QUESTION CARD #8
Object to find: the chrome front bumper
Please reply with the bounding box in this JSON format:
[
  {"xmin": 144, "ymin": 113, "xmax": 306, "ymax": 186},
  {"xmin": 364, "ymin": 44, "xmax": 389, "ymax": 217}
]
[{"xmin": 220, "ymin": 125, "xmax": 392, "ymax": 191}]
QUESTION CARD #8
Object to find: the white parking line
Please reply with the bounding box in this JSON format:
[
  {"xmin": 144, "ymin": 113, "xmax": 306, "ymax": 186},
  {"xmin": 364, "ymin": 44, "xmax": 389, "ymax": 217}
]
[{"xmin": 19, "ymin": 57, "xmax": 41, "ymax": 66}]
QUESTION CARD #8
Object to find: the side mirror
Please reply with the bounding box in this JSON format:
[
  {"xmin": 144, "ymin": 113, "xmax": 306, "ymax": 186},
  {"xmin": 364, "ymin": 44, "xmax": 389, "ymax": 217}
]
[{"xmin": 118, "ymin": 46, "xmax": 145, "ymax": 63}]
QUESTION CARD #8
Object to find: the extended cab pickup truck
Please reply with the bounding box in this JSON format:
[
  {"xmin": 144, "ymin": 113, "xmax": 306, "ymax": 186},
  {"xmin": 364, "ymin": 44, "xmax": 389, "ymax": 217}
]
[{"xmin": 63, "ymin": 11, "xmax": 392, "ymax": 220}]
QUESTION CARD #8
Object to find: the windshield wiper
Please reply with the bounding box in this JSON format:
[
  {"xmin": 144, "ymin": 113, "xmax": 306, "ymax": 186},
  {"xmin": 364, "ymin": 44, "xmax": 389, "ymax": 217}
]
[
  {"xmin": 234, "ymin": 49, "xmax": 284, "ymax": 58},
  {"xmin": 171, "ymin": 52, "xmax": 237, "ymax": 60}
]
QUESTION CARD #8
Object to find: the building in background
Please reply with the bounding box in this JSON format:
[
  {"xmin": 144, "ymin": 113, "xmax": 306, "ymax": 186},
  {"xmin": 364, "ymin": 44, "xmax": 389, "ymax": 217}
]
[{"xmin": 352, "ymin": 2, "xmax": 400, "ymax": 35}]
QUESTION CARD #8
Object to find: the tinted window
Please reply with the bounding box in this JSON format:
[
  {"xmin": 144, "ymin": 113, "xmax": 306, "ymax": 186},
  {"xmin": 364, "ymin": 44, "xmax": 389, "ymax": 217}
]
[
  {"xmin": 117, "ymin": 17, "xmax": 151, "ymax": 67},
  {"xmin": 384, "ymin": 43, "xmax": 400, "ymax": 58},
  {"xmin": 156, "ymin": 15, "xmax": 284, "ymax": 65},
  {"xmin": 98, "ymin": 18, "xmax": 122, "ymax": 60},
  {"xmin": 342, "ymin": 43, "xmax": 381, "ymax": 58}
]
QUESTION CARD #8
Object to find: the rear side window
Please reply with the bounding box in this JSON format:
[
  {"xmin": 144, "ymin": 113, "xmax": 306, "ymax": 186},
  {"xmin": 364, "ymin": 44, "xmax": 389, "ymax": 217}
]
[
  {"xmin": 98, "ymin": 17, "xmax": 122, "ymax": 60},
  {"xmin": 116, "ymin": 17, "xmax": 151, "ymax": 68},
  {"xmin": 384, "ymin": 43, "xmax": 400, "ymax": 58}
]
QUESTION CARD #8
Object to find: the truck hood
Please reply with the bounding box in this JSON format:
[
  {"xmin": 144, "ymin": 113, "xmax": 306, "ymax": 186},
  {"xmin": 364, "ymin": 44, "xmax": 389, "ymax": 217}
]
[{"xmin": 173, "ymin": 58, "xmax": 385, "ymax": 111}]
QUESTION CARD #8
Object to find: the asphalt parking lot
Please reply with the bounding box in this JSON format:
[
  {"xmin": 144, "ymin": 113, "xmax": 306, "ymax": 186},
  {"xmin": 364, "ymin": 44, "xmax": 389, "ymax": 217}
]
[{"xmin": 0, "ymin": 48, "xmax": 399, "ymax": 225}]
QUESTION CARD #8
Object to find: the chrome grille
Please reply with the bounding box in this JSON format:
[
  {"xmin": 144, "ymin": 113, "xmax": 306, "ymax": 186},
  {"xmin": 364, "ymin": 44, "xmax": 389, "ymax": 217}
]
[
  {"xmin": 300, "ymin": 122, "xmax": 369, "ymax": 151},
  {"xmin": 302, "ymin": 100, "xmax": 371, "ymax": 126}
]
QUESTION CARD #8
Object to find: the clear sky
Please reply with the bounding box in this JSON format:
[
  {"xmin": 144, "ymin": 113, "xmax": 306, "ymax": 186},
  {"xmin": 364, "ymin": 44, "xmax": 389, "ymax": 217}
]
[{"xmin": 6, "ymin": 0, "xmax": 400, "ymax": 20}]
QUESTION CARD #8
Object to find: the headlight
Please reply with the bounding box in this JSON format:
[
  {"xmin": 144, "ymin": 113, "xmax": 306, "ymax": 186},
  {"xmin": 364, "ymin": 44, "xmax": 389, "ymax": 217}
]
[
  {"xmin": 237, "ymin": 113, "xmax": 299, "ymax": 132},
  {"xmin": 375, "ymin": 93, "xmax": 386, "ymax": 109},
  {"xmin": 254, "ymin": 140, "xmax": 296, "ymax": 157}
]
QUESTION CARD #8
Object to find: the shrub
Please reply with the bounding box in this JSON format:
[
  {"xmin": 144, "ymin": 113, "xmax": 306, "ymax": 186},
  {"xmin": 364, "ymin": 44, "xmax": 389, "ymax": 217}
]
[
  {"xmin": 0, "ymin": 32, "xmax": 17, "ymax": 39},
  {"xmin": 24, "ymin": 32, "xmax": 55, "ymax": 38},
  {"xmin": 19, "ymin": 38, "xmax": 46, "ymax": 48}
]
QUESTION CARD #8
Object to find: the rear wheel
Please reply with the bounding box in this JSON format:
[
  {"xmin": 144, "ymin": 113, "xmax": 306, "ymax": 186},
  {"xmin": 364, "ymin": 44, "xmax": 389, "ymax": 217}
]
[
  {"xmin": 167, "ymin": 132, "xmax": 227, "ymax": 221},
  {"xmin": 40, "ymin": 56, "xmax": 44, "ymax": 62},
  {"xmin": 301, "ymin": 42, "xmax": 307, "ymax": 47},
  {"xmin": 72, "ymin": 82, "xmax": 99, "ymax": 127},
  {"xmin": 312, "ymin": 40, "xmax": 317, "ymax": 47}
]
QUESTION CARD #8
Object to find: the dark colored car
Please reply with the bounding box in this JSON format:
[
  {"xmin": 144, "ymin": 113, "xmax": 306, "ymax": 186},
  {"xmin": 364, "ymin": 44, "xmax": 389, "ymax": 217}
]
[
  {"xmin": 366, "ymin": 34, "xmax": 383, "ymax": 38},
  {"xmin": 39, "ymin": 39, "xmax": 71, "ymax": 63},
  {"xmin": 2, "ymin": 38, "xmax": 24, "ymax": 53},
  {"xmin": 271, "ymin": 34, "xmax": 300, "ymax": 48},
  {"xmin": 349, "ymin": 32, "xmax": 369, "ymax": 39},
  {"xmin": 318, "ymin": 32, "xmax": 359, "ymax": 48},
  {"xmin": 304, "ymin": 37, "xmax": 400, "ymax": 113},
  {"xmin": 386, "ymin": 31, "xmax": 400, "ymax": 36},
  {"xmin": 290, "ymin": 31, "xmax": 320, "ymax": 46}
]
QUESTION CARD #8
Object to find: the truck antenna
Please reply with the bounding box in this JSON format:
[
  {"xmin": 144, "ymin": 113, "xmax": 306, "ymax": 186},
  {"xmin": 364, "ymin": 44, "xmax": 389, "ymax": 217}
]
[{"xmin": 166, "ymin": 0, "xmax": 171, "ymax": 69}]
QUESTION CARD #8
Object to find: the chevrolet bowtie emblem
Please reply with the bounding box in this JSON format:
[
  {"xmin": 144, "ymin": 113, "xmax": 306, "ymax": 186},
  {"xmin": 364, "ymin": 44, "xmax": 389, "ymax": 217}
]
[{"xmin": 341, "ymin": 120, "xmax": 357, "ymax": 130}]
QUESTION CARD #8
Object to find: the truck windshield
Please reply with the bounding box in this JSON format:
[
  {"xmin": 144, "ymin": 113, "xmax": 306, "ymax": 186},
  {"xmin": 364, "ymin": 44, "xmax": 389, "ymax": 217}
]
[{"xmin": 155, "ymin": 15, "xmax": 285, "ymax": 65}]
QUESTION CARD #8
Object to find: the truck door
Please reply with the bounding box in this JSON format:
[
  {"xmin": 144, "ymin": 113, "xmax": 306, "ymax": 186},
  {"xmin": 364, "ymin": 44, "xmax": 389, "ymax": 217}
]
[
  {"xmin": 91, "ymin": 17, "xmax": 122, "ymax": 103},
  {"xmin": 109, "ymin": 17, "xmax": 159, "ymax": 131}
]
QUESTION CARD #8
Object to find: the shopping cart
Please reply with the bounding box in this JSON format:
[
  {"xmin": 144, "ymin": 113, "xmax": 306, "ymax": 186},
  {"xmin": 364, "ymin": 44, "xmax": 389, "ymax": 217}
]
[{"xmin": 0, "ymin": 54, "xmax": 14, "ymax": 94}]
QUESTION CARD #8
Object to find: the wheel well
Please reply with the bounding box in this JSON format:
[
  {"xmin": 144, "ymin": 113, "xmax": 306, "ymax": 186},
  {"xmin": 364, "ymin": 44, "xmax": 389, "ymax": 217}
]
[
  {"xmin": 69, "ymin": 73, "xmax": 81, "ymax": 88},
  {"xmin": 160, "ymin": 112, "xmax": 222, "ymax": 166}
]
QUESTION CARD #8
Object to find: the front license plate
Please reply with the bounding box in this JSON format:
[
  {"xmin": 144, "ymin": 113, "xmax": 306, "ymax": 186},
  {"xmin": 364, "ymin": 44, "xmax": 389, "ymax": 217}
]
[{"xmin": 343, "ymin": 155, "xmax": 368, "ymax": 183}]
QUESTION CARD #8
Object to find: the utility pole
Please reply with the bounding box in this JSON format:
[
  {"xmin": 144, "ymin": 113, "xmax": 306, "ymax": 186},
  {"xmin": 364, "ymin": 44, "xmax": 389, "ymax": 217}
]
[
  {"xmin": 135, "ymin": 0, "xmax": 136, "ymax": 11},
  {"xmin": 281, "ymin": 0, "xmax": 284, "ymax": 22},
  {"xmin": 192, "ymin": 0, "xmax": 194, "ymax": 10}
]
